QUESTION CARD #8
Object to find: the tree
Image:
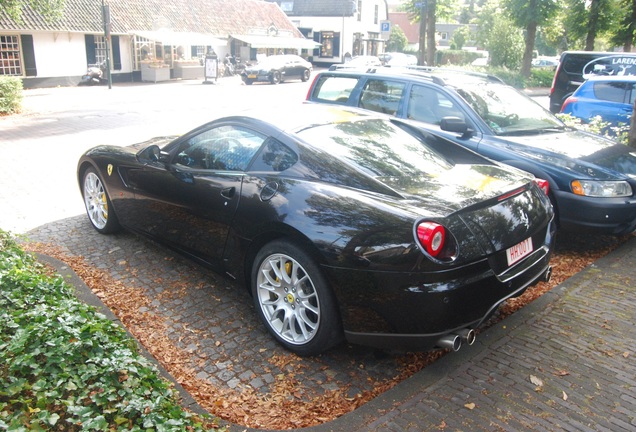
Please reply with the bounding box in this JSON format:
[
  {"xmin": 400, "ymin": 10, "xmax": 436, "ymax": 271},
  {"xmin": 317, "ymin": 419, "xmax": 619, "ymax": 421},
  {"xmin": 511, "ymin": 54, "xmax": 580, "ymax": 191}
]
[
  {"xmin": 475, "ymin": 1, "xmax": 524, "ymax": 68},
  {"xmin": 451, "ymin": 25, "xmax": 472, "ymax": 50},
  {"xmin": 0, "ymin": 0, "xmax": 64, "ymax": 22},
  {"xmin": 386, "ymin": 25, "xmax": 408, "ymax": 53},
  {"xmin": 401, "ymin": 0, "xmax": 457, "ymax": 66},
  {"xmin": 560, "ymin": 0, "xmax": 619, "ymax": 50},
  {"xmin": 426, "ymin": 0, "xmax": 437, "ymax": 65},
  {"xmin": 503, "ymin": 0, "xmax": 559, "ymax": 77},
  {"xmin": 609, "ymin": 0, "xmax": 636, "ymax": 51}
]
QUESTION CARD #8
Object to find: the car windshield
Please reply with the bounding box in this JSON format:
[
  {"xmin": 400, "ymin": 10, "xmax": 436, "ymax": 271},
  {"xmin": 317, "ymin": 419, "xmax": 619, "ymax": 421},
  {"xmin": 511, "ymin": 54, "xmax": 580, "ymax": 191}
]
[
  {"xmin": 455, "ymin": 82, "xmax": 564, "ymax": 135},
  {"xmin": 296, "ymin": 119, "xmax": 453, "ymax": 178}
]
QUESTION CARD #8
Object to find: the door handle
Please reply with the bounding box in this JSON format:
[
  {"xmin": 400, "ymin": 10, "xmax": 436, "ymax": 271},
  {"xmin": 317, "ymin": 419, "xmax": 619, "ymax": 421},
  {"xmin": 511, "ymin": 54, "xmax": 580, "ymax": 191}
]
[{"xmin": 221, "ymin": 187, "xmax": 236, "ymax": 199}]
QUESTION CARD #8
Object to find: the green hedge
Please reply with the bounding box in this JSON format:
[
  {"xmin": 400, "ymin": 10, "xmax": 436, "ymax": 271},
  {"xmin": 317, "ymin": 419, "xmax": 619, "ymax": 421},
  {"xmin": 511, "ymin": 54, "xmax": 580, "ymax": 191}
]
[
  {"xmin": 0, "ymin": 230, "xmax": 224, "ymax": 431},
  {"xmin": 0, "ymin": 76, "xmax": 23, "ymax": 115}
]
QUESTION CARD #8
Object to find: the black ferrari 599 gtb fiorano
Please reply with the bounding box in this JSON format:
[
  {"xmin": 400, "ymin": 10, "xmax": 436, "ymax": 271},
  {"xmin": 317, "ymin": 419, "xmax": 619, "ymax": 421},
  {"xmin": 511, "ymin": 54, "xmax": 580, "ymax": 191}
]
[{"xmin": 78, "ymin": 104, "xmax": 555, "ymax": 356}]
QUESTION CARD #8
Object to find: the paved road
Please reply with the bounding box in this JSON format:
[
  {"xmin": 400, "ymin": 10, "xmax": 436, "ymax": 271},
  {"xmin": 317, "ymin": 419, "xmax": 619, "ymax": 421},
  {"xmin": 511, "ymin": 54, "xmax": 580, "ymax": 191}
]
[
  {"xmin": 2, "ymin": 78, "xmax": 634, "ymax": 431},
  {"xmin": 0, "ymin": 76, "xmax": 309, "ymax": 234}
]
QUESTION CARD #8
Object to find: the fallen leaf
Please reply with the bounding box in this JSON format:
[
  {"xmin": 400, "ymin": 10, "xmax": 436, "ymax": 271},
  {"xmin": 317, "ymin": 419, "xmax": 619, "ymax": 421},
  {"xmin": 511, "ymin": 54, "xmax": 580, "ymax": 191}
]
[
  {"xmin": 623, "ymin": 352, "xmax": 630, "ymax": 358},
  {"xmin": 464, "ymin": 402, "xmax": 476, "ymax": 410},
  {"xmin": 562, "ymin": 391, "xmax": 568, "ymax": 401},
  {"xmin": 530, "ymin": 375, "xmax": 543, "ymax": 387}
]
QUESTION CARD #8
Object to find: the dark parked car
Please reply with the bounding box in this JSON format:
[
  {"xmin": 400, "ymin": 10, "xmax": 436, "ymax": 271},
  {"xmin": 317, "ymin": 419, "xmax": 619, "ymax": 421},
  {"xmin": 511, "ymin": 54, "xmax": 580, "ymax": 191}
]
[
  {"xmin": 561, "ymin": 75, "xmax": 636, "ymax": 128},
  {"xmin": 241, "ymin": 54, "xmax": 312, "ymax": 85},
  {"xmin": 78, "ymin": 104, "xmax": 555, "ymax": 355},
  {"xmin": 306, "ymin": 68, "xmax": 636, "ymax": 235},
  {"xmin": 549, "ymin": 51, "xmax": 636, "ymax": 113}
]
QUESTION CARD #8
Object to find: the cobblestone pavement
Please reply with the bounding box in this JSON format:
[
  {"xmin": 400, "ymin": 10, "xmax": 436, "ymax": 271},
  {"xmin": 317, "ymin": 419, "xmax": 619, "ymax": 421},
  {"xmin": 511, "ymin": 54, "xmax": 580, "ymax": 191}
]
[{"xmin": 3, "ymin": 79, "xmax": 635, "ymax": 431}]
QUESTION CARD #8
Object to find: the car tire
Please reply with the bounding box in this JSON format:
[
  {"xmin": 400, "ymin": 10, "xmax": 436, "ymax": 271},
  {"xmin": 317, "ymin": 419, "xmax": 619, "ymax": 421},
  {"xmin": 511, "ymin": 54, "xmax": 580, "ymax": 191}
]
[
  {"xmin": 245, "ymin": 79, "xmax": 254, "ymax": 85},
  {"xmin": 252, "ymin": 239, "xmax": 342, "ymax": 356},
  {"xmin": 301, "ymin": 69, "xmax": 310, "ymax": 82},
  {"xmin": 82, "ymin": 167, "xmax": 121, "ymax": 234},
  {"xmin": 271, "ymin": 71, "xmax": 281, "ymax": 85}
]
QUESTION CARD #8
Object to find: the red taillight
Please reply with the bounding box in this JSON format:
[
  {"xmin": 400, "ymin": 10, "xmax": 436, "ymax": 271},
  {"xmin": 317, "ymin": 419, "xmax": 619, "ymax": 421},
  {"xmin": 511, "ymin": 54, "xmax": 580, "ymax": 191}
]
[
  {"xmin": 533, "ymin": 178, "xmax": 550, "ymax": 195},
  {"xmin": 417, "ymin": 222, "xmax": 446, "ymax": 257},
  {"xmin": 560, "ymin": 96, "xmax": 577, "ymax": 112}
]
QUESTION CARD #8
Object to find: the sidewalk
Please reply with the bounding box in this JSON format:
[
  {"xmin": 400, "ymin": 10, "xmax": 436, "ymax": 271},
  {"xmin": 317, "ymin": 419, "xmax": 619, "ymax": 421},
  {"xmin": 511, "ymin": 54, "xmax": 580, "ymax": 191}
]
[{"xmin": 39, "ymin": 233, "xmax": 635, "ymax": 432}]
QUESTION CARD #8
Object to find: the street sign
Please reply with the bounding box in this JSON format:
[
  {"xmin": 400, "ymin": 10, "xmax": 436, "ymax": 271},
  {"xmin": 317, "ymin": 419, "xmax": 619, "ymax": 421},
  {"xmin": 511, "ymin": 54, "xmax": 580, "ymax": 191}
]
[{"xmin": 380, "ymin": 21, "xmax": 391, "ymax": 33}]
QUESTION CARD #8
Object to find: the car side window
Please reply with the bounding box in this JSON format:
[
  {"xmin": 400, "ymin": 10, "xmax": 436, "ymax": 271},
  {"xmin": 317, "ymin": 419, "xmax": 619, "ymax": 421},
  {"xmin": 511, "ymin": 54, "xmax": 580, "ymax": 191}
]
[
  {"xmin": 174, "ymin": 125, "xmax": 265, "ymax": 171},
  {"xmin": 313, "ymin": 76, "xmax": 359, "ymax": 103},
  {"xmin": 249, "ymin": 138, "xmax": 298, "ymax": 172},
  {"xmin": 359, "ymin": 79, "xmax": 405, "ymax": 115},
  {"xmin": 593, "ymin": 81, "xmax": 629, "ymax": 103},
  {"xmin": 407, "ymin": 85, "xmax": 465, "ymax": 125},
  {"xmin": 629, "ymin": 83, "xmax": 636, "ymax": 105}
]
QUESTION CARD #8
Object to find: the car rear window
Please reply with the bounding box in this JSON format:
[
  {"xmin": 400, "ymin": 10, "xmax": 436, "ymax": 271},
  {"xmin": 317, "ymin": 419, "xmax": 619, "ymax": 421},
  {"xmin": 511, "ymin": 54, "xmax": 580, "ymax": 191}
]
[
  {"xmin": 312, "ymin": 75, "xmax": 359, "ymax": 103},
  {"xmin": 296, "ymin": 118, "xmax": 453, "ymax": 178}
]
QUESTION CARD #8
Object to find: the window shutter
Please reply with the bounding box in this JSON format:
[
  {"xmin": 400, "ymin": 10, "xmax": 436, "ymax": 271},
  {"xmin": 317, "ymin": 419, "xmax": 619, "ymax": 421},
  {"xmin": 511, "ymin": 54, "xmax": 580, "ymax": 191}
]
[
  {"xmin": 111, "ymin": 35, "xmax": 121, "ymax": 70},
  {"xmin": 20, "ymin": 35, "xmax": 37, "ymax": 76},
  {"xmin": 85, "ymin": 34, "xmax": 96, "ymax": 65}
]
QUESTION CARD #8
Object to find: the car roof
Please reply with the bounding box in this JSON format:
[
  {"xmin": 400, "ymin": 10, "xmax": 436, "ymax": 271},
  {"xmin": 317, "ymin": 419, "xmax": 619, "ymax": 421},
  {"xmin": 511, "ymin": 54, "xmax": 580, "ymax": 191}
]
[
  {"xmin": 316, "ymin": 66, "xmax": 506, "ymax": 87},
  {"xmin": 222, "ymin": 103, "xmax": 387, "ymax": 133},
  {"xmin": 583, "ymin": 74, "xmax": 636, "ymax": 82}
]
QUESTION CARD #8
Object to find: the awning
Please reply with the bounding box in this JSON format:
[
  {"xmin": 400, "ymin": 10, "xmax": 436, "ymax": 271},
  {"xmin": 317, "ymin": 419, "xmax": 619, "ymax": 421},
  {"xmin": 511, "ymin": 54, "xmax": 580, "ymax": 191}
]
[
  {"xmin": 130, "ymin": 30, "xmax": 225, "ymax": 46},
  {"xmin": 231, "ymin": 34, "xmax": 321, "ymax": 50}
]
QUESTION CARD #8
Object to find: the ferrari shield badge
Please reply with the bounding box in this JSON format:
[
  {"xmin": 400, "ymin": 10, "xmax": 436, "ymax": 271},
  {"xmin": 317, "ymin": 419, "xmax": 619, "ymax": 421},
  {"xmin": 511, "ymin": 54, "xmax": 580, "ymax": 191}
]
[{"xmin": 107, "ymin": 164, "xmax": 113, "ymax": 176}]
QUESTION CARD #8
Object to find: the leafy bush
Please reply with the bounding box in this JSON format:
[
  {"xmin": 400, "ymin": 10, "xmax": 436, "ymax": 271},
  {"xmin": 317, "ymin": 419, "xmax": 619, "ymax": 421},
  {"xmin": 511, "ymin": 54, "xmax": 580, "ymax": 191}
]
[
  {"xmin": 557, "ymin": 113, "xmax": 629, "ymax": 145},
  {"xmin": 0, "ymin": 230, "xmax": 224, "ymax": 431},
  {"xmin": 528, "ymin": 68, "xmax": 555, "ymax": 88},
  {"xmin": 0, "ymin": 76, "xmax": 23, "ymax": 115}
]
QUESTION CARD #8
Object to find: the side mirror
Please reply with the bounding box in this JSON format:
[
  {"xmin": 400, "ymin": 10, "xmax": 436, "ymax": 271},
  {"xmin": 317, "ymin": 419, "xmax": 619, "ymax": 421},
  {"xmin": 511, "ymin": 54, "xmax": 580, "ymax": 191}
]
[
  {"xmin": 440, "ymin": 116, "xmax": 472, "ymax": 137},
  {"xmin": 137, "ymin": 145, "xmax": 167, "ymax": 164}
]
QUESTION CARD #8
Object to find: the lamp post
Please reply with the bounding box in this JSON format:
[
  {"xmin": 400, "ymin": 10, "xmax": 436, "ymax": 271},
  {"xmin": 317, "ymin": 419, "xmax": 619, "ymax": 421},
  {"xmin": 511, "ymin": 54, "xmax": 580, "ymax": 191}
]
[{"xmin": 101, "ymin": 0, "xmax": 112, "ymax": 89}]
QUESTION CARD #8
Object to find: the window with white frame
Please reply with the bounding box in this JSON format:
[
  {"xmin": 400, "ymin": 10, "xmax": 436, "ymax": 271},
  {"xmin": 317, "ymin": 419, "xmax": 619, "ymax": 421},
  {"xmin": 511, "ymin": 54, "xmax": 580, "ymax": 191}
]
[
  {"xmin": 374, "ymin": 5, "xmax": 378, "ymax": 24},
  {"xmin": 93, "ymin": 35, "xmax": 107, "ymax": 65},
  {"xmin": 133, "ymin": 35, "xmax": 155, "ymax": 69},
  {"xmin": 0, "ymin": 35, "xmax": 22, "ymax": 76},
  {"xmin": 357, "ymin": 0, "xmax": 362, "ymax": 21}
]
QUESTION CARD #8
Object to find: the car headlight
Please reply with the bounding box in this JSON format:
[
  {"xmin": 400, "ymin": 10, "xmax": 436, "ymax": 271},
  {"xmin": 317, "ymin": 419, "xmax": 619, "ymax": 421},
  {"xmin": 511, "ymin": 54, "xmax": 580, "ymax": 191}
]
[{"xmin": 571, "ymin": 180, "xmax": 632, "ymax": 197}]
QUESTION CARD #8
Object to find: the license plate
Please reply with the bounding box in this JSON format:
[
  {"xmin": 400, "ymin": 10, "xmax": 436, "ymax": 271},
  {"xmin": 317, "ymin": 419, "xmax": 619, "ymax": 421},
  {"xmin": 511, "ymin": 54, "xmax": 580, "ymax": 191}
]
[
  {"xmin": 248, "ymin": 74, "xmax": 257, "ymax": 78},
  {"xmin": 506, "ymin": 237, "xmax": 533, "ymax": 266}
]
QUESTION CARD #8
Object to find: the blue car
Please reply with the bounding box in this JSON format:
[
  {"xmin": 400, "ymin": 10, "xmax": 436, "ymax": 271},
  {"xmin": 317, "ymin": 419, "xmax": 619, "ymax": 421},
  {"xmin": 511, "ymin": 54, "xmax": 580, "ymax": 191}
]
[{"xmin": 561, "ymin": 75, "xmax": 636, "ymax": 128}]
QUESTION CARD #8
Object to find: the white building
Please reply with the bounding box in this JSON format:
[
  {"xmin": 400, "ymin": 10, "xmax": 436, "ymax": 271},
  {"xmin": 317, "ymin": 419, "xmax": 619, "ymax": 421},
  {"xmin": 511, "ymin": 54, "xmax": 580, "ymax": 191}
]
[
  {"xmin": 265, "ymin": 0, "xmax": 389, "ymax": 65},
  {"xmin": 0, "ymin": 0, "xmax": 319, "ymax": 88}
]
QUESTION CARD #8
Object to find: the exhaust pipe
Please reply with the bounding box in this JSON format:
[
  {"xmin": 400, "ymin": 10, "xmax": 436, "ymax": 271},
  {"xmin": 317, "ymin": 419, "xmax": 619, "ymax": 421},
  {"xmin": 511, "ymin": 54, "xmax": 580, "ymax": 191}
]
[
  {"xmin": 457, "ymin": 328, "xmax": 476, "ymax": 346},
  {"xmin": 436, "ymin": 334, "xmax": 461, "ymax": 352},
  {"xmin": 542, "ymin": 266, "xmax": 553, "ymax": 283}
]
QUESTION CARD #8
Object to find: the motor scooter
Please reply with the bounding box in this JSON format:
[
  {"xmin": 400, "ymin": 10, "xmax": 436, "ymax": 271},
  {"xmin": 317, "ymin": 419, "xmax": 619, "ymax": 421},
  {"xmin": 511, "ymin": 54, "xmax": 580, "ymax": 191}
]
[{"xmin": 78, "ymin": 62, "xmax": 108, "ymax": 86}]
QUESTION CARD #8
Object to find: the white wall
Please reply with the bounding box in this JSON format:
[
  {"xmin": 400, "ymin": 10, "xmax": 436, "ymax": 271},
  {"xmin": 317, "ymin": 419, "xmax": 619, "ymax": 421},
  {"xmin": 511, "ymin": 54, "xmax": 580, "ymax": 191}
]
[
  {"xmin": 30, "ymin": 32, "xmax": 137, "ymax": 78},
  {"xmin": 31, "ymin": 32, "xmax": 87, "ymax": 77},
  {"xmin": 295, "ymin": 0, "xmax": 387, "ymax": 61}
]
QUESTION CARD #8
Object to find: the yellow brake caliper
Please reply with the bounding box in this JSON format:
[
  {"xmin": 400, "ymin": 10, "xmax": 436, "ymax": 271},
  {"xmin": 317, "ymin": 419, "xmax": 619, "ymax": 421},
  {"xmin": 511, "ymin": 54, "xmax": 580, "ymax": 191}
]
[{"xmin": 283, "ymin": 261, "xmax": 295, "ymax": 304}]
